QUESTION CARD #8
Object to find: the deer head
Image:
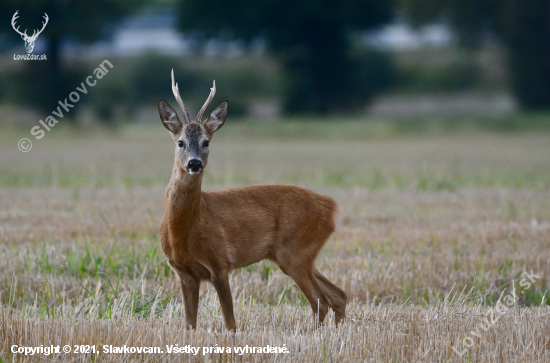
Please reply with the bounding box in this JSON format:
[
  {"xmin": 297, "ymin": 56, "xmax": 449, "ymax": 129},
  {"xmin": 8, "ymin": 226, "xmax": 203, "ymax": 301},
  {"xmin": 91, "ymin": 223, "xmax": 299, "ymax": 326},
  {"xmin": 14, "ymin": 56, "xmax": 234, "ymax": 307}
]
[
  {"xmin": 158, "ymin": 70, "xmax": 228, "ymax": 175},
  {"xmin": 12, "ymin": 11, "xmax": 49, "ymax": 54}
]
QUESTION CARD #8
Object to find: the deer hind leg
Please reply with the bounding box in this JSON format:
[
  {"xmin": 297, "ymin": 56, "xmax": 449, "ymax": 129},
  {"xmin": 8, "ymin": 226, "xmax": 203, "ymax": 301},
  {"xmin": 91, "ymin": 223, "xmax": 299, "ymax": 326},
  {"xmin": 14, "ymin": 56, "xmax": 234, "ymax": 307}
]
[
  {"xmin": 283, "ymin": 263, "xmax": 330, "ymax": 327},
  {"xmin": 314, "ymin": 268, "xmax": 347, "ymax": 325}
]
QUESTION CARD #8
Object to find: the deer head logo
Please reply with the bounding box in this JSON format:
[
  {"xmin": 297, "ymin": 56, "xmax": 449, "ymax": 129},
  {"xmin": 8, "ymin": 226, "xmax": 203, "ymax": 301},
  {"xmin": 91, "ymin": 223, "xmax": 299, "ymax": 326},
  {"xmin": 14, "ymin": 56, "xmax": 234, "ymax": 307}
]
[{"xmin": 11, "ymin": 11, "xmax": 49, "ymax": 54}]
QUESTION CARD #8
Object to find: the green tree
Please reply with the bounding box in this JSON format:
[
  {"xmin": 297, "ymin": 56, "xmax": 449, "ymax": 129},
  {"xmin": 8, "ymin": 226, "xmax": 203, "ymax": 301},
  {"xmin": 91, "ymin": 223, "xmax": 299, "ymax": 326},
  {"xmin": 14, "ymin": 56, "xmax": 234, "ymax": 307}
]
[
  {"xmin": 0, "ymin": 0, "xmax": 141, "ymax": 116},
  {"xmin": 401, "ymin": 0, "xmax": 550, "ymax": 109},
  {"xmin": 177, "ymin": 0, "xmax": 393, "ymax": 113}
]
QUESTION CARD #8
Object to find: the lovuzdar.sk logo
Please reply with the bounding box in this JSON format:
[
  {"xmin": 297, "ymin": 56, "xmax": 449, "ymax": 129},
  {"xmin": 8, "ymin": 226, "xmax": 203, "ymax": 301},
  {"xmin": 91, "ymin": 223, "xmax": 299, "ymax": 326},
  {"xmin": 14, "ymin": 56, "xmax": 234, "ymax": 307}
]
[{"xmin": 11, "ymin": 10, "xmax": 48, "ymax": 60}]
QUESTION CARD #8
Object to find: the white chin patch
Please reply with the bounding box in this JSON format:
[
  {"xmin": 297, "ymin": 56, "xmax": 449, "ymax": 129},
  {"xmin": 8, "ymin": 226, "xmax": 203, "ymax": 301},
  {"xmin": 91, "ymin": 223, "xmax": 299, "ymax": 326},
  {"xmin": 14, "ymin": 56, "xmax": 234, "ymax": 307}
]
[{"xmin": 187, "ymin": 170, "xmax": 201, "ymax": 175}]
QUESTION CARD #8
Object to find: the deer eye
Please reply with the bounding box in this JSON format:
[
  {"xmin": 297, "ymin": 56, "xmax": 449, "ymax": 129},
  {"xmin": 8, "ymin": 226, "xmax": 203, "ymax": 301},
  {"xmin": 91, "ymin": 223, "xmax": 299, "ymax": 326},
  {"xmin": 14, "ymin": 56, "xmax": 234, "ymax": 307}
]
[
  {"xmin": 178, "ymin": 140, "xmax": 184, "ymax": 148},
  {"xmin": 203, "ymin": 140, "xmax": 210, "ymax": 148}
]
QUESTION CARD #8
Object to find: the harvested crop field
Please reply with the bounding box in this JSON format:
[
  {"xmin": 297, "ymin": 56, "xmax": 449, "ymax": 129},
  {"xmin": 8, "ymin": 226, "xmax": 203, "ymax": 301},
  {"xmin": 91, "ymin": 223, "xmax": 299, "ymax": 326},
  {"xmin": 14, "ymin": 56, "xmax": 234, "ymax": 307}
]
[{"xmin": 1, "ymin": 122, "xmax": 549, "ymax": 362}]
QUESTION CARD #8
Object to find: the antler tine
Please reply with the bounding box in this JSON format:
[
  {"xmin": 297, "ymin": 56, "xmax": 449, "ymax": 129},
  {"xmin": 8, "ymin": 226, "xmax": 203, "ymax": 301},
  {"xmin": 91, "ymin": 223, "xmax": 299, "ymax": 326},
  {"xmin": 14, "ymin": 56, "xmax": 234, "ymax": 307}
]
[
  {"xmin": 37, "ymin": 13, "xmax": 49, "ymax": 35},
  {"xmin": 171, "ymin": 69, "xmax": 191, "ymax": 124},
  {"xmin": 197, "ymin": 80, "xmax": 216, "ymax": 124},
  {"xmin": 11, "ymin": 11, "xmax": 28, "ymax": 38}
]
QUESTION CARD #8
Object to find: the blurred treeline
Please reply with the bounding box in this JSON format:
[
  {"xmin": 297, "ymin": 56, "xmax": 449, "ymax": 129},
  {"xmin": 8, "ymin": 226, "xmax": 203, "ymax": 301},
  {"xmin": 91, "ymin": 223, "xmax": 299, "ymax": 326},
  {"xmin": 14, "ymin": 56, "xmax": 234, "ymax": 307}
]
[{"xmin": 0, "ymin": 0, "xmax": 548, "ymax": 123}]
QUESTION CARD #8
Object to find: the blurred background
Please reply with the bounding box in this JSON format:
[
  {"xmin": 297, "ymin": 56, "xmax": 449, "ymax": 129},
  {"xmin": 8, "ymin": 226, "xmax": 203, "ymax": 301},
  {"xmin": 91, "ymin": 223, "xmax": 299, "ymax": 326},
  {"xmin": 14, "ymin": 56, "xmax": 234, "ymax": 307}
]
[
  {"xmin": 0, "ymin": 0, "xmax": 549, "ymax": 192},
  {"xmin": 0, "ymin": 0, "xmax": 549, "ymax": 125}
]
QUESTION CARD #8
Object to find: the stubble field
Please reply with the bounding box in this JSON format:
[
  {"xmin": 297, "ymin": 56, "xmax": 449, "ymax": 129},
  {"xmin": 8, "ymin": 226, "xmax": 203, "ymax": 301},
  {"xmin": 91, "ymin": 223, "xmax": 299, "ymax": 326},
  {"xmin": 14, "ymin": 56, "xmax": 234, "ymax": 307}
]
[{"xmin": 1, "ymin": 119, "xmax": 550, "ymax": 362}]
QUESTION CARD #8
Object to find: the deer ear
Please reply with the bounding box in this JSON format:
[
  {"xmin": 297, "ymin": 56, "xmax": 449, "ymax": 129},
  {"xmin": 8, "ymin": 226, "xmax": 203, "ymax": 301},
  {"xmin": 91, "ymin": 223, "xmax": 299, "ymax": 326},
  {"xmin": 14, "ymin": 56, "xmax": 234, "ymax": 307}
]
[
  {"xmin": 158, "ymin": 100, "xmax": 182, "ymax": 134},
  {"xmin": 204, "ymin": 101, "xmax": 228, "ymax": 136}
]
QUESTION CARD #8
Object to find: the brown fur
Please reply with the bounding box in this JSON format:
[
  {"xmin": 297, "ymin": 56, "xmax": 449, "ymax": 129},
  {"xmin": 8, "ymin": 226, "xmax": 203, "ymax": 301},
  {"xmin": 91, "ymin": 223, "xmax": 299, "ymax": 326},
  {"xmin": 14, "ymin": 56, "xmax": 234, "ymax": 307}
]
[{"xmin": 158, "ymin": 81, "xmax": 346, "ymax": 331}]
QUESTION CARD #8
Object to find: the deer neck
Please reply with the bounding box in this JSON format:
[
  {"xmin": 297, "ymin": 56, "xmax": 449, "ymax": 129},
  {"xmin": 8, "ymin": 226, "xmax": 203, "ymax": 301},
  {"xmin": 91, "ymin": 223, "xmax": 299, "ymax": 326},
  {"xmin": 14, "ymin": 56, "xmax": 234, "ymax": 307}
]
[{"xmin": 165, "ymin": 161, "xmax": 203, "ymax": 242}]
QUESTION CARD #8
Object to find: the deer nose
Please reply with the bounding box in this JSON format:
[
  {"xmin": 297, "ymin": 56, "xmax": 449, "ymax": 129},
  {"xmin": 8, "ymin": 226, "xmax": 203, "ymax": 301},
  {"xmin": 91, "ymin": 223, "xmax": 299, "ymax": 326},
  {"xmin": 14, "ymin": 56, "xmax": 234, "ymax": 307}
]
[{"xmin": 187, "ymin": 159, "xmax": 203, "ymax": 173}]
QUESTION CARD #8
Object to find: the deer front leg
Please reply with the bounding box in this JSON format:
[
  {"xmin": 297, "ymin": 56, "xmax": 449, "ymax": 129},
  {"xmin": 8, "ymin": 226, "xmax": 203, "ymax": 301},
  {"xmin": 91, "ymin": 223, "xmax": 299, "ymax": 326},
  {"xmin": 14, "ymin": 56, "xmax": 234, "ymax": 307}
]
[
  {"xmin": 211, "ymin": 273, "xmax": 237, "ymax": 331},
  {"xmin": 179, "ymin": 273, "xmax": 200, "ymax": 329}
]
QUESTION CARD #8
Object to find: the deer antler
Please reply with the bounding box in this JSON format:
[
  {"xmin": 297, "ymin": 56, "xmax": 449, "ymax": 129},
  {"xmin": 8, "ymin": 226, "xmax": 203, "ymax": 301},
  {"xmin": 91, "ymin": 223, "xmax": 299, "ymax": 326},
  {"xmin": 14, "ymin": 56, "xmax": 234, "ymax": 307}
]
[
  {"xmin": 32, "ymin": 13, "xmax": 49, "ymax": 38},
  {"xmin": 11, "ymin": 11, "xmax": 28, "ymax": 39},
  {"xmin": 171, "ymin": 69, "xmax": 191, "ymax": 124},
  {"xmin": 197, "ymin": 80, "xmax": 216, "ymax": 124}
]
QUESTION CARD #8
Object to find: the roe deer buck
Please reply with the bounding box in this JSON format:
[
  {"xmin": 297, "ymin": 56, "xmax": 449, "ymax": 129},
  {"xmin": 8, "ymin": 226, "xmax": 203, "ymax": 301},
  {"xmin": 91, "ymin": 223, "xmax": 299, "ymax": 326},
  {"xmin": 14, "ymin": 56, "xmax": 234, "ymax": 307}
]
[{"xmin": 158, "ymin": 70, "xmax": 347, "ymax": 331}]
